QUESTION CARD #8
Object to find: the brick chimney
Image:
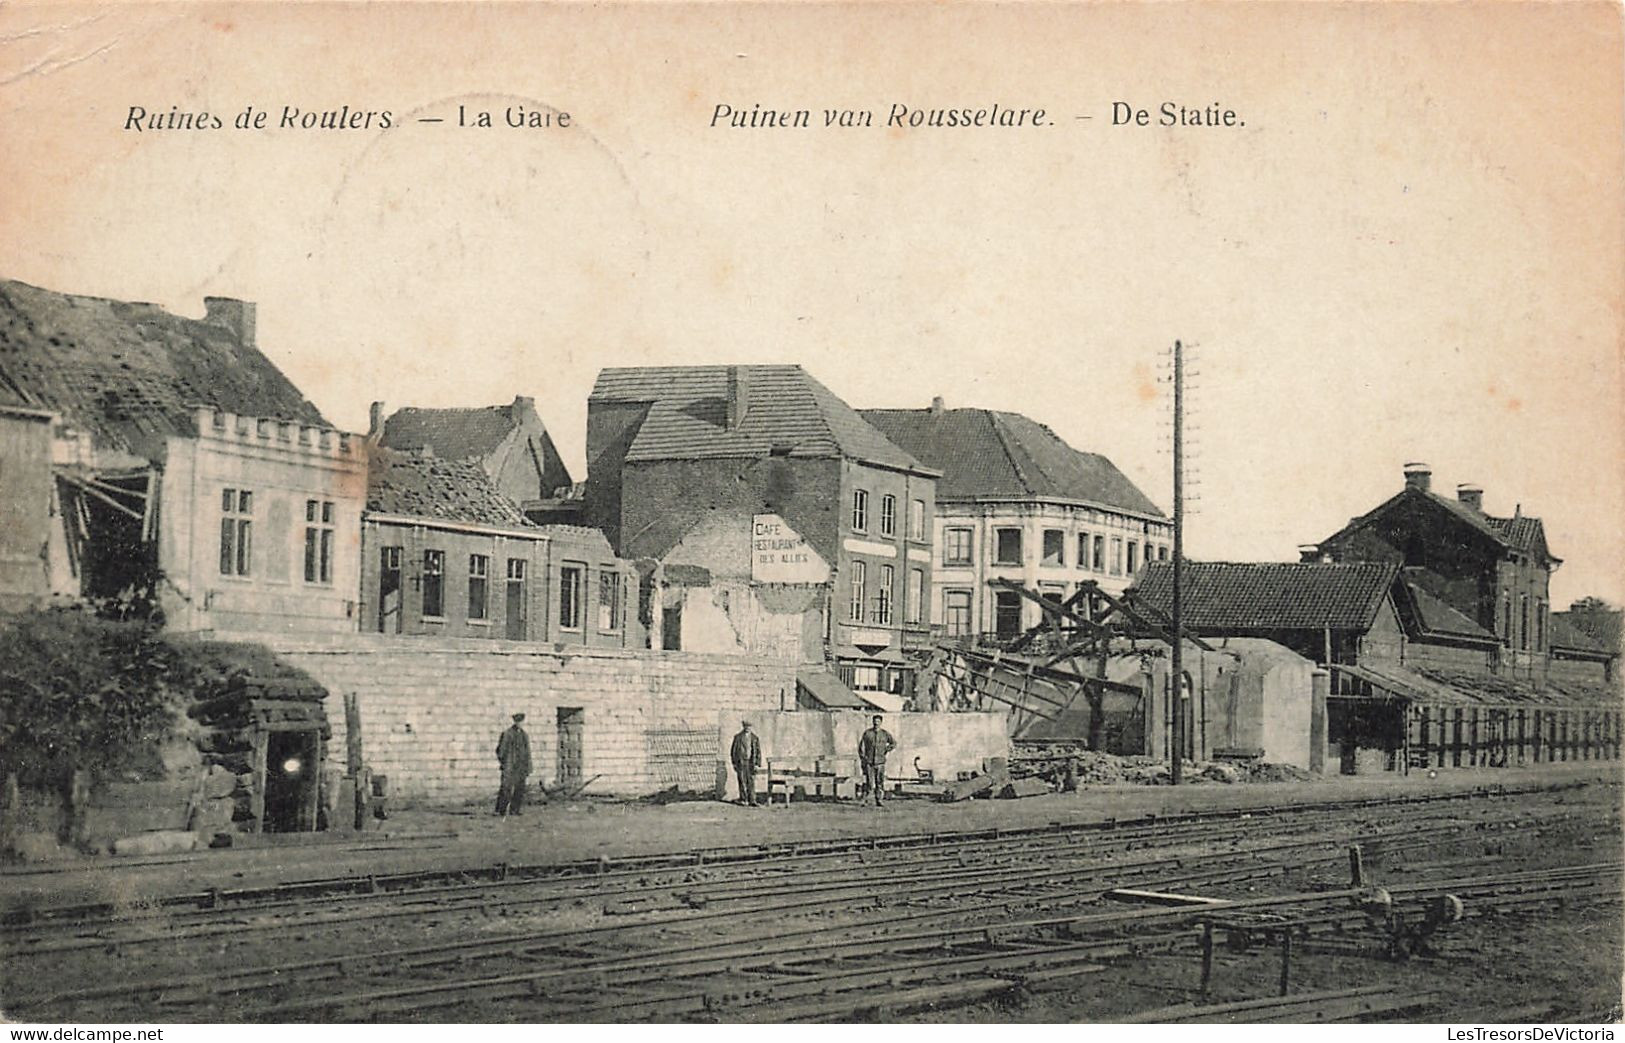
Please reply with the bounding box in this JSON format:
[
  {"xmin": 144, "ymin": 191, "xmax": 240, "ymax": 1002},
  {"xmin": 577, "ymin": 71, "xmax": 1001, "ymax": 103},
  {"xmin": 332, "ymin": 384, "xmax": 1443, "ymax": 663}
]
[
  {"xmin": 203, "ymin": 297, "xmax": 257, "ymax": 349},
  {"xmin": 1456, "ymin": 483, "xmax": 1484, "ymax": 513},
  {"xmin": 725, "ymin": 366, "xmax": 749, "ymax": 431},
  {"xmin": 930, "ymin": 395, "xmax": 946, "ymax": 414},
  {"xmin": 1403, "ymin": 462, "xmax": 1432, "ymax": 494}
]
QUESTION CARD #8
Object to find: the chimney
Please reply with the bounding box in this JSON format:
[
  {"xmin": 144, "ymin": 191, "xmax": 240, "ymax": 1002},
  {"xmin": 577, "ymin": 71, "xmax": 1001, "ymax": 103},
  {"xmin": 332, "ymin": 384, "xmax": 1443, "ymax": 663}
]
[
  {"xmin": 1456, "ymin": 483, "xmax": 1484, "ymax": 513},
  {"xmin": 368, "ymin": 401, "xmax": 387, "ymax": 440},
  {"xmin": 1402, "ymin": 461, "xmax": 1432, "ymax": 494},
  {"xmin": 203, "ymin": 297, "xmax": 257, "ymax": 348},
  {"xmin": 1297, "ymin": 544, "xmax": 1322, "ymax": 563},
  {"xmin": 511, "ymin": 395, "xmax": 536, "ymax": 420},
  {"xmin": 725, "ymin": 366, "xmax": 749, "ymax": 431},
  {"xmin": 930, "ymin": 395, "xmax": 945, "ymax": 415}
]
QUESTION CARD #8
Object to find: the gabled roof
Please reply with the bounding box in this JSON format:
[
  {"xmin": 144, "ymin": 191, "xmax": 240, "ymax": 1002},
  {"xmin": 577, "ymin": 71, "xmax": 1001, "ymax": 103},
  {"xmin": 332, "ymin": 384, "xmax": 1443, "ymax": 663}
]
[
  {"xmin": 366, "ymin": 447, "xmax": 534, "ymax": 530},
  {"xmin": 1132, "ymin": 561, "xmax": 1399, "ymax": 631},
  {"xmin": 380, "ymin": 405, "xmax": 520, "ymax": 461},
  {"xmin": 0, "ymin": 278, "xmax": 325, "ymax": 462},
  {"xmin": 860, "ymin": 407, "xmax": 1164, "ymax": 518},
  {"xmin": 590, "ymin": 365, "xmax": 933, "ymax": 473},
  {"xmin": 1317, "ymin": 486, "xmax": 1559, "ymax": 564},
  {"xmin": 1396, "ymin": 580, "xmax": 1499, "ymax": 645}
]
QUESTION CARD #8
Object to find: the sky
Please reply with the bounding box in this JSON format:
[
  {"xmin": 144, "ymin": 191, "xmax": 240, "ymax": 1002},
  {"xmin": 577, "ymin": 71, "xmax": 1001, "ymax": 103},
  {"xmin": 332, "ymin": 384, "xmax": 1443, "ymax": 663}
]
[{"xmin": 2, "ymin": 2, "xmax": 1621, "ymax": 606}]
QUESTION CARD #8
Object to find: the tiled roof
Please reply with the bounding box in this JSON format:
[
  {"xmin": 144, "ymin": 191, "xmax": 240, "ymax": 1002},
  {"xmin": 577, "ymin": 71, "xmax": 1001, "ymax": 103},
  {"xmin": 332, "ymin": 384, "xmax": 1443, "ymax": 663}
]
[
  {"xmin": 590, "ymin": 365, "xmax": 931, "ymax": 473},
  {"xmin": 861, "ymin": 407, "xmax": 1164, "ymax": 517},
  {"xmin": 366, "ymin": 446, "xmax": 534, "ymax": 529},
  {"xmin": 1556, "ymin": 608, "xmax": 1622, "ymax": 653},
  {"xmin": 1132, "ymin": 561, "xmax": 1399, "ymax": 631},
  {"xmin": 1398, "ymin": 581, "xmax": 1498, "ymax": 644},
  {"xmin": 1549, "ymin": 613, "xmax": 1618, "ymax": 657},
  {"xmin": 1318, "ymin": 487, "xmax": 1558, "ymax": 563},
  {"xmin": 380, "ymin": 405, "xmax": 518, "ymax": 461},
  {"xmin": 0, "ymin": 278, "xmax": 326, "ymax": 462}
]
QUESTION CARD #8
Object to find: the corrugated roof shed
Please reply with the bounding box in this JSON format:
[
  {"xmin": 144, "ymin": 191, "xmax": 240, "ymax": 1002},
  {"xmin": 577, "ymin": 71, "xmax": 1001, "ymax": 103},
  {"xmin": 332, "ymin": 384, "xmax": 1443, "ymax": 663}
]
[
  {"xmin": 1336, "ymin": 663, "xmax": 1619, "ymax": 708},
  {"xmin": 366, "ymin": 446, "xmax": 534, "ymax": 529},
  {"xmin": 590, "ymin": 365, "xmax": 932, "ymax": 473},
  {"xmin": 1132, "ymin": 561, "xmax": 1399, "ymax": 631},
  {"xmin": 861, "ymin": 407, "xmax": 1164, "ymax": 517},
  {"xmin": 0, "ymin": 278, "xmax": 326, "ymax": 462}
]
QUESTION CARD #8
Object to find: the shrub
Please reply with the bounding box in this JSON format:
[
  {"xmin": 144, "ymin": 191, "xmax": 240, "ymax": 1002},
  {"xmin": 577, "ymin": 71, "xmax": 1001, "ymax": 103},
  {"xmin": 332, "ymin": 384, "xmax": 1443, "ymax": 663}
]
[{"xmin": 0, "ymin": 607, "xmax": 180, "ymax": 788}]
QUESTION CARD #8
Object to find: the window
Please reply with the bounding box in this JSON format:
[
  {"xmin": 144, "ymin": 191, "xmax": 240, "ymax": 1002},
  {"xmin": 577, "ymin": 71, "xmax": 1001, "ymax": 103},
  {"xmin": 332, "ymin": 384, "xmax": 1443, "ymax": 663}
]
[
  {"xmin": 1536, "ymin": 600, "xmax": 1547, "ymax": 651},
  {"xmin": 879, "ymin": 494, "xmax": 896, "ymax": 537},
  {"xmin": 1042, "ymin": 529, "xmax": 1065, "ymax": 567},
  {"xmin": 303, "ymin": 499, "xmax": 334, "ymax": 585},
  {"xmin": 848, "ymin": 561, "xmax": 866, "ymax": 621},
  {"xmin": 944, "ymin": 589, "xmax": 973, "ymax": 636},
  {"xmin": 1093, "ymin": 535, "xmax": 1105, "ymax": 571},
  {"xmin": 850, "ymin": 665, "xmax": 882, "ymax": 691},
  {"xmin": 875, "ymin": 564, "xmax": 894, "ymax": 624},
  {"xmin": 422, "ymin": 550, "xmax": 445, "ymax": 618},
  {"xmin": 1110, "ymin": 537, "xmax": 1124, "ymax": 576},
  {"xmin": 1519, "ymin": 594, "xmax": 1529, "ymax": 650},
  {"xmin": 851, "ymin": 489, "xmax": 869, "ymax": 532},
  {"xmin": 1158, "ymin": 545, "xmax": 1169, "ymax": 561},
  {"xmin": 1503, "ymin": 597, "xmax": 1513, "ymax": 644},
  {"xmin": 1126, "ymin": 541, "xmax": 1139, "ymax": 575},
  {"xmin": 994, "ymin": 527, "xmax": 1023, "ymax": 566},
  {"xmin": 1077, "ymin": 533, "xmax": 1091, "ymax": 570},
  {"xmin": 598, "ymin": 569, "xmax": 622, "ymax": 630},
  {"xmin": 467, "ymin": 554, "xmax": 489, "ymax": 620},
  {"xmin": 994, "ymin": 590, "xmax": 1023, "ymax": 640},
  {"xmin": 944, "ymin": 527, "xmax": 974, "ymax": 565},
  {"xmin": 559, "ymin": 563, "xmax": 584, "ymax": 629},
  {"xmin": 909, "ymin": 499, "xmax": 926, "ymax": 540},
  {"xmin": 218, "ymin": 488, "xmax": 253, "ymax": 576},
  {"xmin": 906, "ymin": 568, "xmax": 924, "ymax": 624}
]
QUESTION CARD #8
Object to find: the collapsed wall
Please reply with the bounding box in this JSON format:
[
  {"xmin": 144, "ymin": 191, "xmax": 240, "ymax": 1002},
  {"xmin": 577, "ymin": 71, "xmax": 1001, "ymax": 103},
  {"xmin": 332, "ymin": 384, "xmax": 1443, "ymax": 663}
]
[{"xmin": 242, "ymin": 634, "xmax": 796, "ymax": 802}]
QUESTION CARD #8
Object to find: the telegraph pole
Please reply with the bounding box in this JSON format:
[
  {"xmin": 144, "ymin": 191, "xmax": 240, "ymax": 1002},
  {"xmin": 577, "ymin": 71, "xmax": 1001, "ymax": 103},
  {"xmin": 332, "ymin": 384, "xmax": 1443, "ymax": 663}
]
[{"xmin": 1170, "ymin": 339, "xmax": 1185, "ymax": 786}]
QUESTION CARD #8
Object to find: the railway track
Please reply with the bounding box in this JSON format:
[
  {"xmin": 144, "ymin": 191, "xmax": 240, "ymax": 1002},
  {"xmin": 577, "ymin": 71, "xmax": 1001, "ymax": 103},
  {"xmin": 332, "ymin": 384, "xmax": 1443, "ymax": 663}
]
[{"xmin": 4, "ymin": 778, "xmax": 1617, "ymax": 1023}]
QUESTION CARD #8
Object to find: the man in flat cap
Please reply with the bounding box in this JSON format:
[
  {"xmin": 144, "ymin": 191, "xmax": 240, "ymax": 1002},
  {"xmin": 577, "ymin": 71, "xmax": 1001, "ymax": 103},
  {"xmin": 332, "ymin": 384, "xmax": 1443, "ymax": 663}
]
[
  {"xmin": 858, "ymin": 714, "xmax": 896, "ymax": 807},
  {"xmin": 730, "ymin": 719, "xmax": 762, "ymax": 807},
  {"xmin": 495, "ymin": 712, "xmax": 532, "ymax": 816}
]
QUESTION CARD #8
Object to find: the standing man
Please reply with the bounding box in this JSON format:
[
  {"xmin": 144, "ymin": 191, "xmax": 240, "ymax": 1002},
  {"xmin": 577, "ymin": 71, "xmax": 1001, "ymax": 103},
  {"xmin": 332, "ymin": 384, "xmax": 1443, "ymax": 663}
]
[
  {"xmin": 496, "ymin": 712, "xmax": 532, "ymax": 817},
  {"xmin": 730, "ymin": 719, "xmax": 762, "ymax": 806},
  {"xmin": 858, "ymin": 715, "xmax": 896, "ymax": 807}
]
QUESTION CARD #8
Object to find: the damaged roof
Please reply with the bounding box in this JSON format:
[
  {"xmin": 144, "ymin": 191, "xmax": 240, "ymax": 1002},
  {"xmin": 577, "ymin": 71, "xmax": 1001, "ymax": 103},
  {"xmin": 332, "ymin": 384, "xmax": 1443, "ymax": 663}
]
[
  {"xmin": 366, "ymin": 446, "xmax": 535, "ymax": 530},
  {"xmin": 861, "ymin": 407, "xmax": 1164, "ymax": 517},
  {"xmin": 1133, "ymin": 560, "xmax": 1399, "ymax": 631},
  {"xmin": 0, "ymin": 278, "xmax": 326, "ymax": 462},
  {"xmin": 590, "ymin": 365, "xmax": 934, "ymax": 473},
  {"xmin": 381, "ymin": 404, "xmax": 522, "ymax": 461}
]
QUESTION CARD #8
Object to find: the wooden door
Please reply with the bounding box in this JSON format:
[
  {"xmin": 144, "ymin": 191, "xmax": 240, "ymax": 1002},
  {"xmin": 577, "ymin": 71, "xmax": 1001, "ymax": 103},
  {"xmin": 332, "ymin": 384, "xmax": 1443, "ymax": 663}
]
[{"xmin": 505, "ymin": 558, "xmax": 527, "ymax": 640}]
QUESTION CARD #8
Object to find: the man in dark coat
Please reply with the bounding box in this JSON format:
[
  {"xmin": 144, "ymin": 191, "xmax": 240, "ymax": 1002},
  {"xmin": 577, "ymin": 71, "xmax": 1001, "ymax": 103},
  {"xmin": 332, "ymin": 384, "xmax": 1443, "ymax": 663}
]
[
  {"xmin": 729, "ymin": 720, "xmax": 762, "ymax": 806},
  {"xmin": 495, "ymin": 713, "xmax": 532, "ymax": 816},
  {"xmin": 857, "ymin": 714, "xmax": 896, "ymax": 807}
]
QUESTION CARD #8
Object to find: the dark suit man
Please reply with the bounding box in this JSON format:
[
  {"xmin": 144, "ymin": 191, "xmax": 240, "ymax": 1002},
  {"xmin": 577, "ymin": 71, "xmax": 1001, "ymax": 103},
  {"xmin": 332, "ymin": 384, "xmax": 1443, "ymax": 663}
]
[
  {"xmin": 730, "ymin": 720, "xmax": 762, "ymax": 806},
  {"xmin": 495, "ymin": 713, "xmax": 532, "ymax": 816},
  {"xmin": 857, "ymin": 715, "xmax": 896, "ymax": 807}
]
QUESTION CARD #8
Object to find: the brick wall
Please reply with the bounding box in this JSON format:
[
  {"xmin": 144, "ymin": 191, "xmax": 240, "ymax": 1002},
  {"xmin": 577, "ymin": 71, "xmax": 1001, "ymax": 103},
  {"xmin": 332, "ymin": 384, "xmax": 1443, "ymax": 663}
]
[{"xmin": 242, "ymin": 633, "xmax": 795, "ymax": 802}]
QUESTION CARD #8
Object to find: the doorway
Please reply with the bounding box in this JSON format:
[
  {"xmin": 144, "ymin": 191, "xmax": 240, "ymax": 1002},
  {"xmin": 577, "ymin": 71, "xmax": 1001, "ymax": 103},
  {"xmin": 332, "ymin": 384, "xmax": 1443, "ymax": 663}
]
[
  {"xmin": 505, "ymin": 558, "xmax": 527, "ymax": 640},
  {"xmin": 556, "ymin": 707, "xmax": 584, "ymax": 790},
  {"xmin": 378, "ymin": 546, "xmax": 403, "ymax": 633},
  {"xmin": 263, "ymin": 730, "xmax": 320, "ymax": 832}
]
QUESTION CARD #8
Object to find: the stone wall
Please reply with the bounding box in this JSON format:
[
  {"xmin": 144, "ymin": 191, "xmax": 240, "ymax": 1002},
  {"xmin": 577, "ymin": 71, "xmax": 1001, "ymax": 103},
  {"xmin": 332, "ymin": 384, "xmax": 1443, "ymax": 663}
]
[{"xmin": 246, "ymin": 633, "xmax": 796, "ymax": 802}]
